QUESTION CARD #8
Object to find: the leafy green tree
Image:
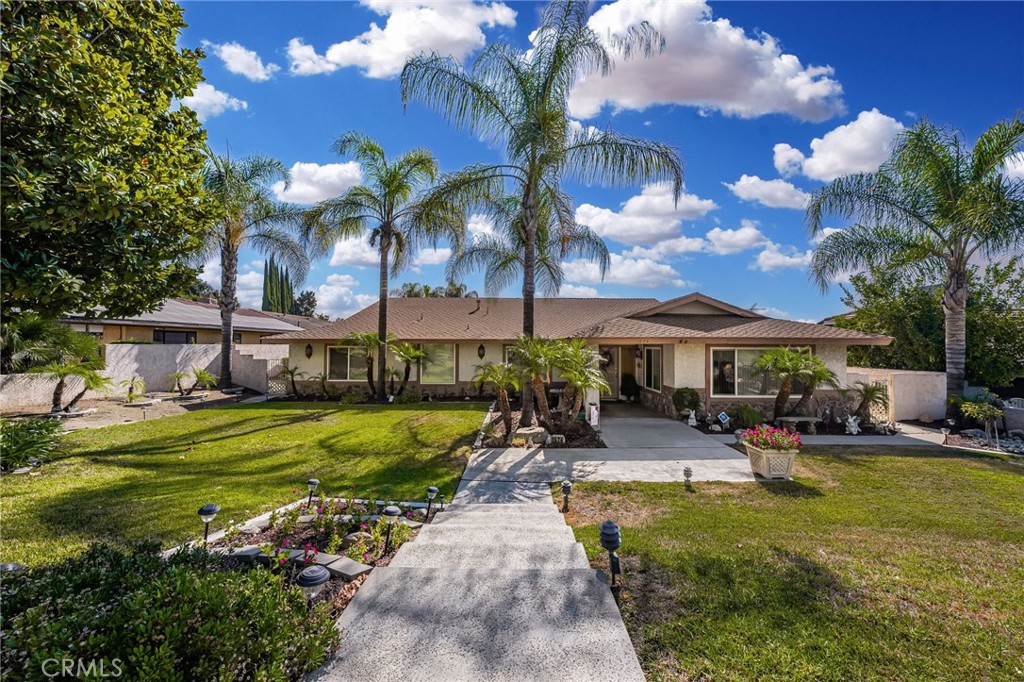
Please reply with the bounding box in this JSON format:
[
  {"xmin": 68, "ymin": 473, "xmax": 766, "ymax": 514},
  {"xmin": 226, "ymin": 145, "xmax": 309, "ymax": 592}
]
[
  {"xmin": 807, "ymin": 118, "xmax": 1024, "ymax": 401},
  {"xmin": 402, "ymin": 0, "xmax": 683, "ymax": 424},
  {"xmin": 1, "ymin": 1, "xmax": 214, "ymax": 318},
  {"xmin": 448, "ymin": 195, "xmax": 608, "ymax": 296},
  {"xmin": 199, "ymin": 152, "xmax": 309, "ymax": 387},
  {"xmin": 305, "ymin": 133, "xmax": 465, "ymax": 401},
  {"xmin": 291, "ymin": 290, "xmax": 319, "ymax": 317},
  {"xmin": 473, "ymin": 362, "xmax": 523, "ymax": 440},
  {"xmin": 182, "ymin": 275, "xmax": 218, "ymax": 303},
  {"xmin": 838, "ymin": 259, "xmax": 1024, "ymax": 388},
  {"xmin": 262, "ymin": 256, "xmax": 295, "ymax": 314}
]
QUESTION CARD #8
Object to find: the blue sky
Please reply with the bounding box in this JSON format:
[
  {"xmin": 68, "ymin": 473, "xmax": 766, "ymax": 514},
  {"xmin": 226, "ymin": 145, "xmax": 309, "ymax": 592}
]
[{"xmin": 178, "ymin": 1, "xmax": 1023, "ymax": 321}]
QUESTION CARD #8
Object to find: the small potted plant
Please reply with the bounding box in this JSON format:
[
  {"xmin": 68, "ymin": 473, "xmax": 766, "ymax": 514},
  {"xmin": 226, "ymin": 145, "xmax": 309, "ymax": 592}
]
[{"xmin": 740, "ymin": 424, "xmax": 801, "ymax": 480}]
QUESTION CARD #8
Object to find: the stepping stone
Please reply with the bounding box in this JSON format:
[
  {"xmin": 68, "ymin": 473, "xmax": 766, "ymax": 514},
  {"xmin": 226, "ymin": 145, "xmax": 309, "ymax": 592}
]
[
  {"xmin": 217, "ymin": 546, "xmax": 261, "ymax": 563},
  {"xmin": 324, "ymin": 556, "xmax": 373, "ymax": 581}
]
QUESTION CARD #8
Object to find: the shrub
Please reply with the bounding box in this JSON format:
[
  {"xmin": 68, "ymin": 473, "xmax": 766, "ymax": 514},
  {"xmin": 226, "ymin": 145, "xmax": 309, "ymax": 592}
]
[
  {"xmin": 671, "ymin": 387, "xmax": 701, "ymax": 414},
  {"xmin": 0, "ymin": 543, "xmax": 338, "ymax": 681},
  {"xmin": 740, "ymin": 424, "xmax": 802, "ymax": 451},
  {"xmin": 620, "ymin": 373, "xmax": 640, "ymax": 401},
  {"xmin": 0, "ymin": 416, "xmax": 64, "ymax": 471},
  {"xmin": 338, "ymin": 391, "xmax": 364, "ymax": 405},
  {"xmin": 959, "ymin": 401, "xmax": 1003, "ymax": 423},
  {"xmin": 393, "ymin": 391, "xmax": 422, "ymax": 404},
  {"xmin": 731, "ymin": 403, "xmax": 765, "ymax": 429}
]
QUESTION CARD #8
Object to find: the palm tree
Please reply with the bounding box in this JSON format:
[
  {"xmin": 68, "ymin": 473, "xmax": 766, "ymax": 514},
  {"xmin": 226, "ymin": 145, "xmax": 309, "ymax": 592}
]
[
  {"xmin": 200, "ymin": 150, "xmax": 309, "ymax": 388},
  {"xmin": 1, "ymin": 313, "xmax": 80, "ymax": 373},
  {"xmin": 508, "ymin": 336, "xmax": 562, "ymax": 429},
  {"xmin": 473, "ymin": 362, "xmax": 523, "ymax": 440},
  {"xmin": 448, "ymin": 194, "xmax": 609, "ymax": 297},
  {"xmin": 753, "ymin": 347, "xmax": 811, "ymax": 421},
  {"xmin": 555, "ymin": 338, "xmax": 609, "ymax": 432},
  {"xmin": 847, "ymin": 381, "xmax": 891, "ymax": 425},
  {"xmin": 279, "ymin": 360, "xmax": 306, "ymax": 396},
  {"xmin": 390, "ymin": 342, "xmax": 427, "ymax": 396},
  {"xmin": 402, "ymin": 0, "xmax": 683, "ymax": 425},
  {"xmin": 65, "ymin": 372, "xmax": 113, "ymax": 412},
  {"xmin": 304, "ymin": 132, "xmax": 465, "ymax": 401},
  {"xmin": 807, "ymin": 118, "xmax": 1024, "ymax": 400},
  {"xmin": 789, "ymin": 355, "xmax": 839, "ymax": 416},
  {"xmin": 343, "ymin": 331, "xmax": 391, "ymax": 397},
  {"xmin": 26, "ymin": 332, "xmax": 106, "ymax": 412}
]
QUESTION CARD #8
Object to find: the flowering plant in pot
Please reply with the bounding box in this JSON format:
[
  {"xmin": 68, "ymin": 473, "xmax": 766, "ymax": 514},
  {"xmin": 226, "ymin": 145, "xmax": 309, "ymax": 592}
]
[{"xmin": 740, "ymin": 425, "xmax": 801, "ymax": 480}]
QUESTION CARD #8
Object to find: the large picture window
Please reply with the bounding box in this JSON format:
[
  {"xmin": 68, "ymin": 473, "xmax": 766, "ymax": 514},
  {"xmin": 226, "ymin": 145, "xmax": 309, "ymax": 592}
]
[
  {"xmin": 328, "ymin": 346, "xmax": 366, "ymax": 381},
  {"xmin": 712, "ymin": 348, "xmax": 789, "ymax": 397},
  {"xmin": 421, "ymin": 343, "xmax": 456, "ymax": 384},
  {"xmin": 643, "ymin": 346, "xmax": 662, "ymax": 391},
  {"xmin": 153, "ymin": 329, "xmax": 196, "ymax": 344}
]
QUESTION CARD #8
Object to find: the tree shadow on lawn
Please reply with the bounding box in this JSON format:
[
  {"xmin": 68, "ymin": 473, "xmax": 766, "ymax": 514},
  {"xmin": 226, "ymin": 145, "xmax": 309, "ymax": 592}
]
[
  {"xmin": 801, "ymin": 445, "xmax": 1023, "ymax": 474},
  {"xmin": 756, "ymin": 478, "xmax": 824, "ymax": 498}
]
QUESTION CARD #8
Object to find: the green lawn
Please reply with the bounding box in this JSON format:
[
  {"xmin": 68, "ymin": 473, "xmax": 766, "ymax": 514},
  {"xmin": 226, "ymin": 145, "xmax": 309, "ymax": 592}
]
[
  {"xmin": 0, "ymin": 402, "xmax": 484, "ymax": 565},
  {"xmin": 567, "ymin": 446, "xmax": 1024, "ymax": 682}
]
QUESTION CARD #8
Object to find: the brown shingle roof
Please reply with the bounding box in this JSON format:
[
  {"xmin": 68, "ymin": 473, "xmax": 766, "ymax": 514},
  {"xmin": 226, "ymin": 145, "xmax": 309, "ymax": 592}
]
[
  {"xmin": 261, "ymin": 297, "xmax": 659, "ymax": 342},
  {"xmin": 579, "ymin": 314, "xmax": 890, "ymax": 344}
]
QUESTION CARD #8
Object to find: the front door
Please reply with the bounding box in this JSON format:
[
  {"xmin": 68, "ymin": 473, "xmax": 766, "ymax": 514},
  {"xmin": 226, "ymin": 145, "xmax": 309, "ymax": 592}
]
[{"xmin": 599, "ymin": 346, "xmax": 620, "ymax": 400}]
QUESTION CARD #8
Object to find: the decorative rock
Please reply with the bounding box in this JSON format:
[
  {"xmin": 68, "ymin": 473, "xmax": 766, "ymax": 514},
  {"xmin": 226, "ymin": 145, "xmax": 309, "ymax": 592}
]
[
  {"xmin": 298, "ymin": 514, "xmax": 316, "ymax": 523},
  {"xmin": 962, "ymin": 429, "xmax": 987, "ymax": 439},
  {"xmin": 410, "ymin": 509, "xmax": 428, "ymax": 520},
  {"xmin": 1009, "ymin": 429, "xmax": 1024, "ymax": 439},
  {"xmin": 918, "ymin": 413, "xmax": 933, "ymax": 424},
  {"xmin": 513, "ymin": 426, "xmax": 548, "ymax": 444},
  {"xmin": 11, "ymin": 467, "xmax": 33, "ymax": 475},
  {"xmin": 324, "ymin": 556, "xmax": 373, "ymax": 581},
  {"xmin": 709, "ymin": 424, "xmax": 722, "ymax": 432},
  {"xmin": 402, "ymin": 519, "xmax": 423, "ymax": 530},
  {"xmin": 343, "ymin": 531, "xmax": 372, "ymax": 549}
]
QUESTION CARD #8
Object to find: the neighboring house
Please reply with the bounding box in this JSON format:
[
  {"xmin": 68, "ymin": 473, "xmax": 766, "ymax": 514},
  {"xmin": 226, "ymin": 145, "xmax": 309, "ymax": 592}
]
[
  {"xmin": 263, "ymin": 292, "xmax": 890, "ymax": 416},
  {"xmin": 61, "ymin": 298, "xmax": 326, "ymax": 344}
]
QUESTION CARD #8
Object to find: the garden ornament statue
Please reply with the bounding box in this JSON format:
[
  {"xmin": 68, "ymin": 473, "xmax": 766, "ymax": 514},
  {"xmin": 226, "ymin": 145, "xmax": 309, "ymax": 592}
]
[
  {"xmin": 687, "ymin": 411, "xmax": 697, "ymax": 427},
  {"xmin": 845, "ymin": 415, "xmax": 861, "ymax": 435}
]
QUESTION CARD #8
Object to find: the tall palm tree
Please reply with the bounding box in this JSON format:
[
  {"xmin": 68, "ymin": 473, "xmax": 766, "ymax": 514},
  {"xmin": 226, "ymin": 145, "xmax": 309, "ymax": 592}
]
[
  {"xmin": 448, "ymin": 195, "xmax": 609, "ymax": 297},
  {"xmin": 402, "ymin": 0, "xmax": 683, "ymax": 425},
  {"xmin": 201, "ymin": 150, "xmax": 309, "ymax": 387},
  {"xmin": 305, "ymin": 132, "xmax": 465, "ymax": 401},
  {"xmin": 807, "ymin": 118, "xmax": 1024, "ymax": 400}
]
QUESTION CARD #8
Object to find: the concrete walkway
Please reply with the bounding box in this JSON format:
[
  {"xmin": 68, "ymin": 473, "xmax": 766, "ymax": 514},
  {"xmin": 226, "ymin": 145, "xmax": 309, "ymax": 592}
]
[
  {"xmin": 462, "ymin": 402, "xmax": 754, "ymax": 484},
  {"xmin": 314, "ymin": 483, "xmax": 644, "ymax": 682}
]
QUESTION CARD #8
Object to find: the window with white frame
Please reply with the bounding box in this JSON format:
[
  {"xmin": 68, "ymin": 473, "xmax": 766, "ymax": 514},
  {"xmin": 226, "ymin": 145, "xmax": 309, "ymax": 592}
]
[
  {"xmin": 421, "ymin": 343, "xmax": 456, "ymax": 384},
  {"xmin": 643, "ymin": 346, "xmax": 662, "ymax": 391},
  {"xmin": 327, "ymin": 346, "xmax": 366, "ymax": 381},
  {"xmin": 711, "ymin": 348, "xmax": 798, "ymax": 397}
]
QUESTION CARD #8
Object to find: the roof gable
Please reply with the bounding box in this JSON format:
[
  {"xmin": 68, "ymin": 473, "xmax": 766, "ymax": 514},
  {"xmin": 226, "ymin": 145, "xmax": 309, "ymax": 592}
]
[{"xmin": 632, "ymin": 292, "xmax": 761, "ymax": 318}]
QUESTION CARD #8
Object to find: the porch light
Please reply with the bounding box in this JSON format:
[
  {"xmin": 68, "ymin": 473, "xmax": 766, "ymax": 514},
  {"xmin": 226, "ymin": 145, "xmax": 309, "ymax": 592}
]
[
  {"xmin": 599, "ymin": 520, "xmax": 622, "ymax": 586},
  {"xmin": 305, "ymin": 344, "xmax": 313, "ymax": 359},
  {"xmin": 198, "ymin": 503, "xmax": 220, "ymax": 546},
  {"xmin": 296, "ymin": 565, "xmax": 330, "ymax": 604},
  {"xmin": 382, "ymin": 505, "xmax": 401, "ymax": 555},
  {"xmin": 477, "ymin": 344, "xmax": 486, "ymax": 359},
  {"xmin": 306, "ymin": 478, "xmax": 320, "ymax": 509},
  {"xmin": 426, "ymin": 486, "xmax": 438, "ymax": 518},
  {"xmin": 561, "ymin": 480, "xmax": 572, "ymax": 512}
]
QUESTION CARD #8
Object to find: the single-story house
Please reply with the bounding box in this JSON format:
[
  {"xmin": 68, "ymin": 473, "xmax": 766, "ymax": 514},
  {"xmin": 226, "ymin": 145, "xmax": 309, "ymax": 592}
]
[
  {"xmin": 62, "ymin": 298, "xmax": 328, "ymax": 345},
  {"xmin": 262, "ymin": 292, "xmax": 891, "ymax": 417}
]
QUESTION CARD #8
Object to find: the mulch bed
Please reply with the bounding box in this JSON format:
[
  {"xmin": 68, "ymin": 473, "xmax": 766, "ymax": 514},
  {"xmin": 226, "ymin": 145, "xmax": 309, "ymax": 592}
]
[{"xmin": 483, "ymin": 407, "xmax": 605, "ymax": 448}]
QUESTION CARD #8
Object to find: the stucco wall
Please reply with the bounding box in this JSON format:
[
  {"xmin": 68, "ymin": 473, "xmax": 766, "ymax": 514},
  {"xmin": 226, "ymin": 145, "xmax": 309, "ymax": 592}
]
[
  {"xmin": 816, "ymin": 344, "xmax": 848, "ymax": 387},
  {"xmin": 847, "ymin": 367, "xmax": 946, "ymax": 421},
  {"xmin": 673, "ymin": 343, "xmax": 705, "ymax": 389},
  {"xmin": 233, "ymin": 345, "xmax": 290, "ymax": 394},
  {"xmin": 1005, "ymin": 407, "xmax": 1024, "ymax": 431}
]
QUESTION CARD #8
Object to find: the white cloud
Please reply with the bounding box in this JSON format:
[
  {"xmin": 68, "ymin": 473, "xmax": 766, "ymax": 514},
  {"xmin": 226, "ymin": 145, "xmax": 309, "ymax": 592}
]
[
  {"xmin": 329, "ymin": 236, "xmax": 379, "ymax": 268},
  {"xmin": 198, "ymin": 259, "xmax": 221, "ymax": 289},
  {"xmin": 563, "ymin": 252, "xmax": 689, "ymax": 289},
  {"xmin": 235, "ymin": 270, "xmax": 265, "ymax": 308},
  {"xmin": 624, "ymin": 234, "xmax": 707, "ymax": 260},
  {"xmin": 810, "ymin": 227, "xmax": 843, "ymax": 245},
  {"xmin": 724, "ymin": 174, "xmax": 809, "ymax": 209},
  {"xmin": 273, "ymin": 162, "xmax": 362, "ymax": 204},
  {"xmin": 575, "ymin": 182, "xmax": 718, "ymax": 246},
  {"xmin": 1004, "ymin": 154, "xmax": 1024, "ymax": 181},
  {"xmin": 467, "ymin": 213, "xmax": 495, "ymax": 239},
  {"xmin": 557, "ymin": 284, "xmax": 600, "ymax": 298},
  {"xmin": 180, "ymin": 83, "xmax": 247, "ymax": 122},
  {"xmin": 316, "ymin": 274, "xmax": 377, "ymax": 319},
  {"xmin": 412, "ymin": 247, "xmax": 452, "ymax": 270},
  {"xmin": 202, "ymin": 41, "xmax": 280, "ymax": 81},
  {"xmin": 705, "ymin": 220, "xmax": 768, "ymax": 255},
  {"xmin": 750, "ymin": 242, "xmax": 814, "ymax": 272},
  {"xmin": 568, "ymin": 0, "xmax": 844, "ymax": 122},
  {"xmin": 286, "ymin": 0, "xmax": 516, "ymax": 79},
  {"xmin": 774, "ymin": 109, "xmax": 904, "ymax": 181}
]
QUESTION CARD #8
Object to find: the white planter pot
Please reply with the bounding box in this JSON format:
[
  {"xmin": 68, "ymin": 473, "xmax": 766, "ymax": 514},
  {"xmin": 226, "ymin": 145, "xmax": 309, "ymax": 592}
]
[{"xmin": 744, "ymin": 444, "xmax": 797, "ymax": 480}]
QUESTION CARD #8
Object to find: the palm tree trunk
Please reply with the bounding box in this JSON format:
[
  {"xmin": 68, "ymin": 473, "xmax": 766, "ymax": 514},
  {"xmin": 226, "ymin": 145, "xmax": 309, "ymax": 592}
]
[
  {"xmin": 398, "ymin": 363, "xmax": 412, "ymax": 395},
  {"xmin": 520, "ymin": 184, "xmax": 538, "ymax": 426},
  {"xmin": 376, "ymin": 238, "xmax": 390, "ymax": 402},
  {"xmin": 219, "ymin": 242, "xmax": 239, "ymax": 388},
  {"xmin": 65, "ymin": 387, "xmax": 87, "ymax": 412},
  {"xmin": 561, "ymin": 383, "xmax": 577, "ymax": 428},
  {"xmin": 773, "ymin": 378, "xmax": 793, "ymax": 420},
  {"xmin": 790, "ymin": 386, "xmax": 815, "ymax": 416},
  {"xmin": 497, "ymin": 389, "xmax": 513, "ymax": 440},
  {"xmin": 51, "ymin": 376, "xmax": 65, "ymax": 412},
  {"xmin": 942, "ymin": 268, "xmax": 968, "ymax": 403},
  {"xmin": 532, "ymin": 374, "xmax": 551, "ymax": 428}
]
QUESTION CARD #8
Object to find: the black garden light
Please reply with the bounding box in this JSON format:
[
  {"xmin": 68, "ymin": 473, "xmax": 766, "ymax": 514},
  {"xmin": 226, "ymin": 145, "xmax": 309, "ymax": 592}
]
[
  {"xmin": 296, "ymin": 565, "xmax": 330, "ymax": 607},
  {"xmin": 198, "ymin": 503, "xmax": 221, "ymax": 546},
  {"xmin": 561, "ymin": 480, "xmax": 572, "ymax": 512},
  {"xmin": 306, "ymin": 478, "xmax": 320, "ymax": 509},
  {"xmin": 599, "ymin": 520, "xmax": 622, "ymax": 586},
  {"xmin": 382, "ymin": 505, "xmax": 401, "ymax": 556},
  {"xmin": 425, "ymin": 486, "xmax": 438, "ymax": 518}
]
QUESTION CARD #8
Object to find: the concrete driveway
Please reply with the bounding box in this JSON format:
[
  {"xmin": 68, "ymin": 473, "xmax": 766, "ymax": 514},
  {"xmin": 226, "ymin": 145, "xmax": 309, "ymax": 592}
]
[{"xmin": 460, "ymin": 402, "xmax": 754, "ymax": 487}]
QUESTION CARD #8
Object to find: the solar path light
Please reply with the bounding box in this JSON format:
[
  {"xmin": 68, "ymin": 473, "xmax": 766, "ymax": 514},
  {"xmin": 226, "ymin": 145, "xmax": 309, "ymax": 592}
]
[
  {"xmin": 296, "ymin": 565, "xmax": 330, "ymax": 608},
  {"xmin": 561, "ymin": 480, "xmax": 572, "ymax": 512},
  {"xmin": 382, "ymin": 505, "xmax": 401, "ymax": 556},
  {"xmin": 306, "ymin": 478, "xmax": 320, "ymax": 509},
  {"xmin": 426, "ymin": 486, "xmax": 438, "ymax": 518},
  {"xmin": 198, "ymin": 504, "xmax": 220, "ymax": 546},
  {"xmin": 599, "ymin": 520, "xmax": 622, "ymax": 586}
]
